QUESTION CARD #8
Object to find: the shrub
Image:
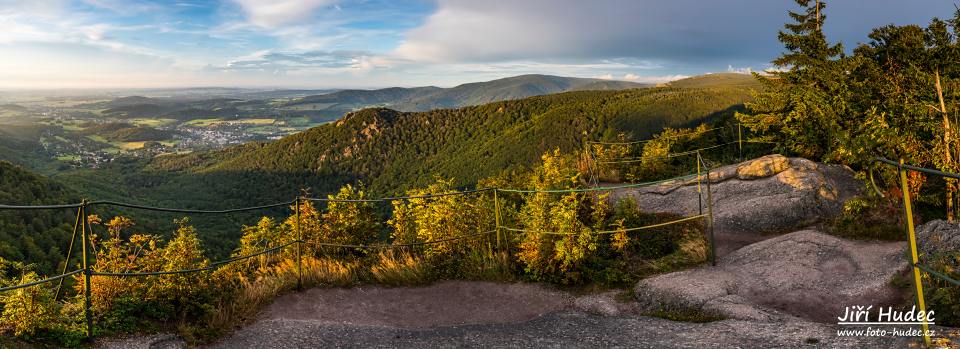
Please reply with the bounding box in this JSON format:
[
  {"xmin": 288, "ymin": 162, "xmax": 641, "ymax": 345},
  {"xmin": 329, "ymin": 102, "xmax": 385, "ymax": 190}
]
[
  {"xmin": 388, "ymin": 178, "xmax": 493, "ymax": 259},
  {"xmin": 321, "ymin": 184, "xmax": 380, "ymax": 246},
  {"xmin": 0, "ymin": 272, "xmax": 59, "ymax": 336},
  {"xmin": 824, "ymin": 195, "xmax": 903, "ymax": 241},
  {"xmin": 78, "ymin": 216, "xmax": 213, "ymax": 332}
]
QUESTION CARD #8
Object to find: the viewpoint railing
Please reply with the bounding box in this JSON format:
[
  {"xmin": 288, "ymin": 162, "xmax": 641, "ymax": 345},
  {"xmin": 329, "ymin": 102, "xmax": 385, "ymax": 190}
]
[
  {"xmin": 875, "ymin": 157, "xmax": 960, "ymax": 346},
  {"xmin": 0, "ymin": 153, "xmax": 719, "ymax": 339},
  {"xmin": 584, "ymin": 123, "xmax": 779, "ymax": 187}
]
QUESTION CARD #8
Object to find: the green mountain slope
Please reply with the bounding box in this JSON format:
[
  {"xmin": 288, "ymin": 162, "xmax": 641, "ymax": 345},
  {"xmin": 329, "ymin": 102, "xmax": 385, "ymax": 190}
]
[
  {"xmin": 0, "ymin": 161, "xmax": 79, "ymax": 274},
  {"xmin": 283, "ymin": 74, "xmax": 648, "ymax": 112},
  {"xmin": 132, "ymin": 84, "xmax": 754, "ymax": 204},
  {"xmin": 665, "ymin": 73, "xmax": 761, "ymax": 88}
]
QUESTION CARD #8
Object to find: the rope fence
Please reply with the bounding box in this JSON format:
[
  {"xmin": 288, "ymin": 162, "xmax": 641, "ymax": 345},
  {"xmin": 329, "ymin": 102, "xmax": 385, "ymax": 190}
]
[
  {"xmin": 0, "ymin": 134, "xmax": 728, "ymax": 340},
  {"xmin": 875, "ymin": 156, "xmax": 960, "ymax": 346}
]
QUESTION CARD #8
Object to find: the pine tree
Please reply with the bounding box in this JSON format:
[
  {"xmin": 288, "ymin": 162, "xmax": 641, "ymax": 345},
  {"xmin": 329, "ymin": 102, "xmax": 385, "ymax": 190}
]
[{"xmin": 737, "ymin": 0, "xmax": 849, "ymax": 160}]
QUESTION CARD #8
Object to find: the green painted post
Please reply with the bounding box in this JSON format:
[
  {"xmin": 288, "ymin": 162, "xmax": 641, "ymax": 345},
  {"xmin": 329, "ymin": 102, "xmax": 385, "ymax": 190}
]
[
  {"xmin": 737, "ymin": 123, "xmax": 743, "ymax": 162},
  {"xmin": 898, "ymin": 160, "xmax": 931, "ymax": 347},
  {"xmin": 703, "ymin": 159, "xmax": 716, "ymax": 266},
  {"xmin": 80, "ymin": 200, "xmax": 93, "ymax": 339},
  {"xmin": 55, "ymin": 205, "xmax": 83, "ymax": 301},
  {"xmin": 296, "ymin": 196, "xmax": 303, "ymax": 290}
]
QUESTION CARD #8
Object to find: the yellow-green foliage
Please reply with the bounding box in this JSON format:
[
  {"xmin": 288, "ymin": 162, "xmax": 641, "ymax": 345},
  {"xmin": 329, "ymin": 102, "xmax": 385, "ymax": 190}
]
[
  {"xmin": 370, "ymin": 250, "xmax": 431, "ymax": 286},
  {"xmin": 636, "ymin": 124, "xmax": 712, "ymax": 180},
  {"xmin": 321, "ymin": 184, "xmax": 379, "ymax": 246},
  {"xmin": 0, "ymin": 272, "xmax": 58, "ymax": 336},
  {"xmin": 388, "ymin": 178, "xmax": 493, "ymax": 257},
  {"xmin": 79, "ymin": 216, "xmax": 212, "ymax": 325},
  {"xmin": 517, "ymin": 149, "xmax": 605, "ymax": 283}
]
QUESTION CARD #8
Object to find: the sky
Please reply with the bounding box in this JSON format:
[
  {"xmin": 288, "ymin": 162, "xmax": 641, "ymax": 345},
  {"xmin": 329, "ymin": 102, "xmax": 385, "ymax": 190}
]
[{"xmin": 0, "ymin": 0, "xmax": 957, "ymax": 89}]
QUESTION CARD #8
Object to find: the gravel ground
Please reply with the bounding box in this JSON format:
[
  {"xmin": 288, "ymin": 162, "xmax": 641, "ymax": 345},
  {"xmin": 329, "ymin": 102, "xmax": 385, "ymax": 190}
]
[
  {"xmin": 209, "ymin": 311, "xmax": 917, "ymax": 349},
  {"xmin": 258, "ymin": 281, "xmax": 574, "ymax": 328}
]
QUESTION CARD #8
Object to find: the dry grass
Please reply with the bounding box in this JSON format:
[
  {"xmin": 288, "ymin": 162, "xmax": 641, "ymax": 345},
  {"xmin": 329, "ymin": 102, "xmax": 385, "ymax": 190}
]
[
  {"xmin": 200, "ymin": 256, "xmax": 359, "ymax": 339},
  {"xmin": 461, "ymin": 246, "xmax": 515, "ymax": 282},
  {"xmin": 370, "ymin": 250, "xmax": 432, "ymax": 286}
]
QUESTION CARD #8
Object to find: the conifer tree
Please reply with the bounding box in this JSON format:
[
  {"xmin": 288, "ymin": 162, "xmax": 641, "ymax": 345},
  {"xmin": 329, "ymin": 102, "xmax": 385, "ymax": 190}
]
[{"xmin": 737, "ymin": 0, "xmax": 848, "ymax": 160}]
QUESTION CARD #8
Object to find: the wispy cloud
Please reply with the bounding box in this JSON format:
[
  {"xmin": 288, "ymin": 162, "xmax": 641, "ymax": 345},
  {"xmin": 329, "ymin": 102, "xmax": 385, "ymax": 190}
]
[{"xmin": 230, "ymin": 0, "xmax": 338, "ymax": 28}]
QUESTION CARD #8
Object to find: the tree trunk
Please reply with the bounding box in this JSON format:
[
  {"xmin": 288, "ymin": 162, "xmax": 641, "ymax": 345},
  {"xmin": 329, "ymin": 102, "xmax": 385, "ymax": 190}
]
[
  {"xmin": 936, "ymin": 69, "xmax": 955, "ymax": 222},
  {"xmin": 815, "ymin": 0, "xmax": 820, "ymax": 31}
]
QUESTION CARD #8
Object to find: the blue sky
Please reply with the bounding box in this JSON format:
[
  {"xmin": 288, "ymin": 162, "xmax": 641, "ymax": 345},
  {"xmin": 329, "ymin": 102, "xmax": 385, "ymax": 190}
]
[{"xmin": 0, "ymin": 0, "xmax": 956, "ymax": 89}]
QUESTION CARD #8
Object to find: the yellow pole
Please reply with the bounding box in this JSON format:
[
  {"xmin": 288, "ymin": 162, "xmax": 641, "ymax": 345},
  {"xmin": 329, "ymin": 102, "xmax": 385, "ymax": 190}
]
[
  {"xmin": 697, "ymin": 151, "xmax": 703, "ymax": 216},
  {"xmin": 899, "ymin": 159, "xmax": 931, "ymax": 346},
  {"xmin": 296, "ymin": 196, "xmax": 303, "ymax": 290},
  {"xmin": 494, "ymin": 189, "xmax": 503, "ymax": 250},
  {"xmin": 55, "ymin": 205, "xmax": 83, "ymax": 300},
  {"xmin": 80, "ymin": 200, "xmax": 93, "ymax": 339}
]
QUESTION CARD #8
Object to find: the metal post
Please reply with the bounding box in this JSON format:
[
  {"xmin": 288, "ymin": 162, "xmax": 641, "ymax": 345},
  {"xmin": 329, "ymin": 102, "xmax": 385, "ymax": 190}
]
[
  {"xmin": 703, "ymin": 158, "xmax": 716, "ymax": 266},
  {"xmin": 697, "ymin": 151, "xmax": 703, "ymax": 216},
  {"xmin": 898, "ymin": 160, "xmax": 931, "ymax": 346},
  {"xmin": 55, "ymin": 205, "xmax": 83, "ymax": 300},
  {"xmin": 80, "ymin": 200, "xmax": 93, "ymax": 339},
  {"xmin": 737, "ymin": 123, "xmax": 743, "ymax": 162},
  {"xmin": 494, "ymin": 189, "xmax": 503, "ymax": 250},
  {"xmin": 295, "ymin": 196, "xmax": 303, "ymax": 290}
]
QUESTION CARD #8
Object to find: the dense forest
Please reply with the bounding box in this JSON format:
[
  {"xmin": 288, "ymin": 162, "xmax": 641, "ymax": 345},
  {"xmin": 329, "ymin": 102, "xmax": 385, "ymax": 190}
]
[{"xmin": 0, "ymin": 162, "xmax": 78, "ymax": 275}]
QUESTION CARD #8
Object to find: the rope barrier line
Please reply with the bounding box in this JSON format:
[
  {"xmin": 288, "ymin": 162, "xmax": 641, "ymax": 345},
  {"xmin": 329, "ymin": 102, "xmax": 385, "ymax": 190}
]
[
  {"xmin": 303, "ymin": 188, "xmax": 494, "ymax": 203},
  {"xmin": 595, "ymin": 141, "xmax": 738, "ymax": 164},
  {"xmin": 0, "ymin": 203, "xmax": 83, "ymax": 211},
  {"xmin": 0, "ymin": 170, "xmax": 704, "ymax": 214},
  {"xmin": 496, "ymin": 173, "xmax": 698, "ymax": 194},
  {"xmin": 501, "ymin": 214, "xmax": 705, "ymax": 236},
  {"xmin": 0, "ymin": 269, "xmax": 84, "ymax": 293},
  {"xmin": 877, "ymin": 156, "xmax": 960, "ymax": 180},
  {"xmin": 302, "ymin": 230, "xmax": 496, "ymax": 249},
  {"xmin": 586, "ymin": 126, "xmax": 727, "ymax": 145},
  {"xmin": 91, "ymin": 240, "xmax": 296, "ymax": 277},
  {"xmin": 88, "ymin": 200, "xmax": 296, "ymax": 214},
  {"xmin": 916, "ymin": 262, "xmax": 960, "ymax": 287}
]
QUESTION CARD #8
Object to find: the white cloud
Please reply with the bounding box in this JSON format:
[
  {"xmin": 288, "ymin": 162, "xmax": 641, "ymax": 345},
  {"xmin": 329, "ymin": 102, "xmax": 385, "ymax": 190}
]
[
  {"xmin": 594, "ymin": 74, "xmax": 614, "ymax": 80},
  {"xmin": 726, "ymin": 65, "xmax": 753, "ymax": 74},
  {"xmin": 231, "ymin": 0, "xmax": 337, "ymax": 28},
  {"xmin": 623, "ymin": 73, "xmax": 640, "ymax": 81}
]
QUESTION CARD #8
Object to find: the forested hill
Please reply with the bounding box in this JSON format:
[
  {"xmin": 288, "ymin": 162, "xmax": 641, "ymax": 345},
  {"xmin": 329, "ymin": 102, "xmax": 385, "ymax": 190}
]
[
  {"xmin": 664, "ymin": 73, "xmax": 761, "ymax": 88},
  {"xmin": 282, "ymin": 74, "xmax": 648, "ymax": 112},
  {"xmin": 141, "ymin": 82, "xmax": 756, "ymax": 205},
  {"xmin": 0, "ymin": 161, "xmax": 79, "ymax": 274}
]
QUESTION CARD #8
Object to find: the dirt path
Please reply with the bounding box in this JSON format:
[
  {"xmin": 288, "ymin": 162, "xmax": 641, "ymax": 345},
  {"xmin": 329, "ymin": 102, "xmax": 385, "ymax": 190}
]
[
  {"xmin": 258, "ymin": 281, "xmax": 574, "ymax": 328},
  {"xmin": 208, "ymin": 282, "xmax": 916, "ymax": 349}
]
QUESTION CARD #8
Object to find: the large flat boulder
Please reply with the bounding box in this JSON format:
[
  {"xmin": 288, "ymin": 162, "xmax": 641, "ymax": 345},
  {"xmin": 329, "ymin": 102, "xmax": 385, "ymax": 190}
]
[
  {"xmin": 634, "ymin": 230, "xmax": 906, "ymax": 323},
  {"xmin": 606, "ymin": 155, "xmax": 862, "ymax": 256}
]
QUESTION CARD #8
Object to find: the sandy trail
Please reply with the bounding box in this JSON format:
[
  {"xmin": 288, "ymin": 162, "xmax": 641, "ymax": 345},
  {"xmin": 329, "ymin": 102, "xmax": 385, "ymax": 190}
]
[{"xmin": 259, "ymin": 281, "xmax": 574, "ymax": 328}]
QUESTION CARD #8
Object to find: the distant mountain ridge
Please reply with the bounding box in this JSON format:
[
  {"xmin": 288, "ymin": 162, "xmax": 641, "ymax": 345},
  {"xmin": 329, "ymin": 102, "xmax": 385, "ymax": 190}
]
[{"xmin": 282, "ymin": 74, "xmax": 649, "ymax": 112}]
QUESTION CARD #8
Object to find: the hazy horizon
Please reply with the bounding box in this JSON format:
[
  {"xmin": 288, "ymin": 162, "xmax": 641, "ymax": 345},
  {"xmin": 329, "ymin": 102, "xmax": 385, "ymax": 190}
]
[{"xmin": 1, "ymin": 0, "xmax": 956, "ymax": 89}]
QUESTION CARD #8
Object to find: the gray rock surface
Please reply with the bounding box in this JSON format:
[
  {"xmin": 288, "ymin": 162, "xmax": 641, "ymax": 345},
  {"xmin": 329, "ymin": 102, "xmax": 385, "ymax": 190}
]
[
  {"xmin": 916, "ymin": 219, "xmax": 960, "ymax": 257},
  {"xmin": 98, "ymin": 333, "xmax": 186, "ymax": 349},
  {"xmin": 209, "ymin": 312, "xmax": 913, "ymax": 349},
  {"xmin": 607, "ymin": 154, "xmax": 862, "ymax": 256},
  {"xmin": 634, "ymin": 230, "xmax": 906, "ymax": 323}
]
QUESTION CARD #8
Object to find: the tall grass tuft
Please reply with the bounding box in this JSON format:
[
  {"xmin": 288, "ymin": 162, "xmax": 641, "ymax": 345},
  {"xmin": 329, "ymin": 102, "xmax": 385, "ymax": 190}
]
[
  {"xmin": 461, "ymin": 244, "xmax": 515, "ymax": 282},
  {"xmin": 369, "ymin": 250, "xmax": 432, "ymax": 286}
]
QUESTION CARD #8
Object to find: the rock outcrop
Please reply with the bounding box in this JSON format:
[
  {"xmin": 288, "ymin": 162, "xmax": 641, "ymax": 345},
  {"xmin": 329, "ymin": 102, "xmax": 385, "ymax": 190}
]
[
  {"xmin": 605, "ymin": 155, "xmax": 862, "ymax": 256},
  {"xmin": 915, "ymin": 219, "xmax": 960, "ymax": 257},
  {"xmin": 610, "ymin": 155, "xmax": 862, "ymax": 237},
  {"xmin": 634, "ymin": 230, "xmax": 906, "ymax": 323}
]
